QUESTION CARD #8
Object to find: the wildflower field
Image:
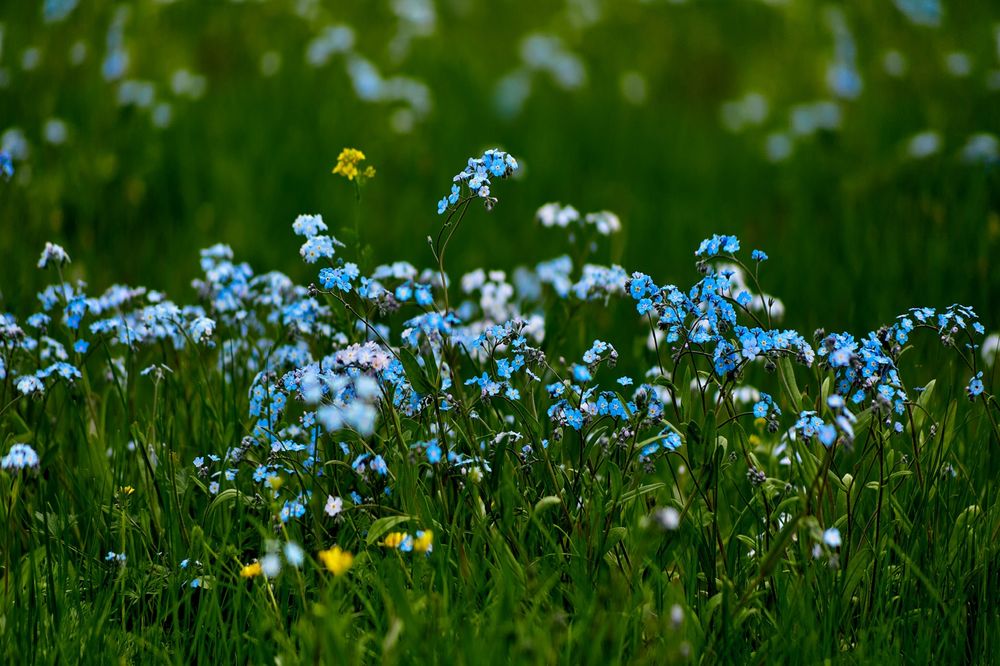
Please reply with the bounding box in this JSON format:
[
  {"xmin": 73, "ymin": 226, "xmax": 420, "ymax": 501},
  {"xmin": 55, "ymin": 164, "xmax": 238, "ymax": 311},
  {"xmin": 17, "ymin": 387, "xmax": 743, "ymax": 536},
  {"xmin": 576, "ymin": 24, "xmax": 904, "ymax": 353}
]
[{"xmin": 2, "ymin": 1, "xmax": 1000, "ymax": 663}]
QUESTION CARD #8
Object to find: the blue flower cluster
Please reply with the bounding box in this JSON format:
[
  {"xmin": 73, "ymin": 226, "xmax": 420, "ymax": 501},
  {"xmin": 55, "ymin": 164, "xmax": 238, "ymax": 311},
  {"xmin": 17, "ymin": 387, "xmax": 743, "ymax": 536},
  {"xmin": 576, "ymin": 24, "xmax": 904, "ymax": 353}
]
[
  {"xmin": 0, "ymin": 151, "xmax": 13, "ymax": 180},
  {"xmin": 2, "ymin": 149, "xmax": 992, "ymax": 557},
  {"xmin": 437, "ymin": 149, "xmax": 518, "ymax": 214},
  {"xmin": 1, "ymin": 443, "xmax": 40, "ymax": 471}
]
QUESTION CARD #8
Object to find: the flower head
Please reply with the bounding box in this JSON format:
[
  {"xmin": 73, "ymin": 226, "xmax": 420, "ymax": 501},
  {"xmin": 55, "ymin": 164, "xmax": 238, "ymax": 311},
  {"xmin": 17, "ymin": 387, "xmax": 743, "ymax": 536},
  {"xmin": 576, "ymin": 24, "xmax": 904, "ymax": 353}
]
[
  {"xmin": 654, "ymin": 507, "xmax": 681, "ymax": 530},
  {"xmin": 299, "ymin": 235, "xmax": 343, "ymax": 264},
  {"xmin": 381, "ymin": 531, "xmax": 407, "ymax": 549},
  {"xmin": 438, "ymin": 148, "xmax": 518, "ymax": 215},
  {"xmin": 967, "ymin": 372, "xmax": 985, "ymax": 399},
  {"xmin": 240, "ymin": 561, "xmax": 263, "ymax": 578},
  {"xmin": 324, "ymin": 494, "xmax": 343, "ymax": 517},
  {"xmin": 284, "ymin": 542, "xmax": 305, "ymax": 567},
  {"xmin": 292, "ymin": 214, "xmax": 328, "ymax": 238},
  {"xmin": 38, "ymin": 242, "xmax": 71, "ymax": 269},
  {"xmin": 0, "ymin": 151, "xmax": 13, "ymax": 180},
  {"xmin": 332, "ymin": 147, "xmax": 375, "ymax": 182},
  {"xmin": 318, "ymin": 546, "xmax": 354, "ymax": 575},
  {"xmin": 2, "ymin": 443, "xmax": 40, "ymax": 472},
  {"xmin": 413, "ymin": 530, "xmax": 434, "ymax": 554},
  {"xmin": 16, "ymin": 375, "xmax": 43, "ymax": 395},
  {"xmin": 261, "ymin": 553, "xmax": 282, "ymax": 578}
]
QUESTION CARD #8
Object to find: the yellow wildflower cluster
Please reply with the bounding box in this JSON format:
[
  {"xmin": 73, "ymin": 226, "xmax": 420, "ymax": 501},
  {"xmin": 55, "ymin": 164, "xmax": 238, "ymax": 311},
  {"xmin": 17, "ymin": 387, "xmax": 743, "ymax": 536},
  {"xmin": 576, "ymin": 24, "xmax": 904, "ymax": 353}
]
[
  {"xmin": 240, "ymin": 561, "xmax": 262, "ymax": 579},
  {"xmin": 413, "ymin": 530, "xmax": 433, "ymax": 554},
  {"xmin": 380, "ymin": 530, "xmax": 434, "ymax": 553},
  {"xmin": 318, "ymin": 546, "xmax": 354, "ymax": 575},
  {"xmin": 381, "ymin": 531, "xmax": 406, "ymax": 549},
  {"xmin": 332, "ymin": 147, "xmax": 375, "ymax": 182}
]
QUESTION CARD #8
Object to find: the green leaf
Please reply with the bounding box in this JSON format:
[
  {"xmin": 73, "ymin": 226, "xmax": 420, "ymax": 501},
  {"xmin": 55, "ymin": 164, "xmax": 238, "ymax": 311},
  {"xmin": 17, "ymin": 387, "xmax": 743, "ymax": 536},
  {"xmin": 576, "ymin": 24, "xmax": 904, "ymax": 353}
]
[
  {"xmin": 206, "ymin": 488, "xmax": 248, "ymax": 523},
  {"xmin": 681, "ymin": 365, "xmax": 695, "ymax": 422},
  {"xmin": 916, "ymin": 379, "xmax": 936, "ymax": 412},
  {"xmin": 491, "ymin": 529, "xmax": 526, "ymax": 585},
  {"xmin": 602, "ymin": 526, "xmax": 627, "ymax": 557},
  {"xmin": 777, "ymin": 356, "xmax": 803, "ymax": 412},
  {"xmin": 366, "ymin": 515, "xmax": 412, "ymax": 545},
  {"xmin": 613, "ymin": 482, "xmax": 665, "ymax": 509},
  {"xmin": 533, "ymin": 496, "xmax": 562, "ymax": 514},
  {"xmin": 842, "ymin": 546, "xmax": 872, "ymax": 607},
  {"xmin": 399, "ymin": 347, "xmax": 436, "ymax": 395},
  {"xmin": 914, "ymin": 379, "xmax": 936, "ymax": 432},
  {"xmin": 652, "ymin": 375, "xmax": 678, "ymax": 392},
  {"xmin": 686, "ymin": 419, "xmax": 702, "ymax": 448},
  {"xmin": 755, "ymin": 512, "xmax": 802, "ymax": 583}
]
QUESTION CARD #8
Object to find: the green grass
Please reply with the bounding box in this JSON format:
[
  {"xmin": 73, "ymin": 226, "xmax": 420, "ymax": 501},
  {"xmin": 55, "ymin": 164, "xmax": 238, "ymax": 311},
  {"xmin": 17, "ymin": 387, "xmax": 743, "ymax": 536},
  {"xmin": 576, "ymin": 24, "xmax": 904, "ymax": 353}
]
[
  {"xmin": 2, "ymin": 1, "xmax": 1000, "ymax": 663},
  {"xmin": 1, "ymin": 1, "xmax": 998, "ymax": 331}
]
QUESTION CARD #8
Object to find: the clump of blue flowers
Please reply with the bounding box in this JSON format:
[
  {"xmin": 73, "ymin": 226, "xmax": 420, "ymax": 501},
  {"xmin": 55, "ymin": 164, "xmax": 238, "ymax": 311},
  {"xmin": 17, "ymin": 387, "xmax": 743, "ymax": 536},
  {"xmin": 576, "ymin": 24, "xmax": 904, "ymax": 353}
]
[
  {"xmin": 0, "ymin": 147, "xmax": 995, "ymax": 645},
  {"xmin": 0, "ymin": 151, "xmax": 13, "ymax": 181},
  {"xmin": 438, "ymin": 148, "xmax": 518, "ymax": 214},
  {"xmin": 2, "ymin": 443, "xmax": 40, "ymax": 472}
]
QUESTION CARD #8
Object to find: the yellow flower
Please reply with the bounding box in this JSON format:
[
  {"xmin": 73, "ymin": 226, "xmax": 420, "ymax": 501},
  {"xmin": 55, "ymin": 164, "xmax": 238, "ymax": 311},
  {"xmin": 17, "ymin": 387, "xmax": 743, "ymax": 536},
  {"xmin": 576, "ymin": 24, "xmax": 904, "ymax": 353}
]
[
  {"xmin": 268, "ymin": 476, "xmax": 284, "ymax": 491},
  {"xmin": 332, "ymin": 147, "xmax": 375, "ymax": 182},
  {"xmin": 318, "ymin": 546, "xmax": 354, "ymax": 575},
  {"xmin": 240, "ymin": 561, "xmax": 263, "ymax": 579},
  {"xmin": 413, "ymin": 530, "xmax": 433, "ymax": 554},
  {"xmin": 380, "ymin": 531, "xmax": 407, "ymax": 549},
  {"xmin": 121, "ymin": 485, "xmax": 135, "ymax": 496}
]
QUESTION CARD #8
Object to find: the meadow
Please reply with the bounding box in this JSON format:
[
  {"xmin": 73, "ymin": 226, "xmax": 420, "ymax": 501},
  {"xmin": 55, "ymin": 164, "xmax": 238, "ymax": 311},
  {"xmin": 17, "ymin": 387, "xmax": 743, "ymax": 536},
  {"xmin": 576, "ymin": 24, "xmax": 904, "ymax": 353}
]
[{"xmin": 2, "ymin": 1, "xmax": 1000, "ymax": 663}]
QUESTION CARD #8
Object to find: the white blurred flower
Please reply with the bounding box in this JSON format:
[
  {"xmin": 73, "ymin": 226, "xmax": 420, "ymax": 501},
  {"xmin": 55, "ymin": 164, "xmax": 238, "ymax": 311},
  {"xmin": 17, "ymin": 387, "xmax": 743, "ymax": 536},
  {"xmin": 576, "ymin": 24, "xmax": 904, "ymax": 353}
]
[
  {"xmin": 654, "ymin": 506, "xmax": 680, "ymax": 530},
  {"xmin": 907, "ymin": 131, "xmax": 941, "ymax": 159},
  {"xmin": 43, "ymin": 118, "xmax": 68, "ymax": 145},
  {"xmin": 982, "ymin": 334, "xmax": 999, "ymax": 366}
]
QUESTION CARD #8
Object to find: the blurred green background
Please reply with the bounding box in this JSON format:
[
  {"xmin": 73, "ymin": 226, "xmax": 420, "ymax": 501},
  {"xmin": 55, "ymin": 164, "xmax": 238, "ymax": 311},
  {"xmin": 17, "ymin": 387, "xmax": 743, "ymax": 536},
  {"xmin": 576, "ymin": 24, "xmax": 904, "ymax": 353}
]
[{"xmin": 1, "ymin": 0, "xmax": 998, "ymax": 336}]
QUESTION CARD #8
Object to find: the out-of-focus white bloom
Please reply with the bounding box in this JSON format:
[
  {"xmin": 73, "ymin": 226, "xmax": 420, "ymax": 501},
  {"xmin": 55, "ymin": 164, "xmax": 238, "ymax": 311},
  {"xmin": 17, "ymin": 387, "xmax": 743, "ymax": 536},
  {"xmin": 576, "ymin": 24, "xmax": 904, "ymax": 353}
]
[
  {"xmin": 765, "ymin": 132, "xmax": 793, "ymax": 163},
  {"xmin": 585, "ymin": 211, "xmax": 621, "ymax": 236},
  {"xmin": 654, "ymin": 506, "xmax": 680, "ymax": 530},
  {"xmin": 944, "ymin": 51, "xmax": 972, "ymax": 78},
  {"xmin": 537, "ymin": 202, "xmax": 580, "ymax": 228},
  {"xmin": 960, "ymin": 133, "xmax": 998, "ymax": 164},
  {"xmin": 44, "ymin": 118, "xmax": 68, "ymax": 145},
  {"xmin": 907, "ymin": 131, "xmax": 941, "ymax": 159},
  {"xmin": 982, "ymin": 334, "xmax": 999, "ymax": 366},
  {"xmin": 721, "ymin": 92, "xmax": 770, "ymax": 132}
]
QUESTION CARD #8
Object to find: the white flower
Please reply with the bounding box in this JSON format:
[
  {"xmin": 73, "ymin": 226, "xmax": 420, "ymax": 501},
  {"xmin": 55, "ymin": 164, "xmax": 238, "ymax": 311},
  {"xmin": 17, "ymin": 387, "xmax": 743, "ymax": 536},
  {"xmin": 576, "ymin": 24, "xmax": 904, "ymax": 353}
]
[
  {"xmin": 324, "ymin": 495, "xmax": 343, "ymax": 517},
  {"xmin": 261, "ymin": 553, "xmax": 282, "ymax": 578},
  {"xmin": 284, "ymin": 542, "xmax": 305, "ymax": 567},
  {"xmin": 981, "ymin": 334, "xmax": 999, "ymax": 366},
  {"xmin": 38, "ymin": 242, "xmax": 71, "ymax": 269},
  {"xmin": 585, "ymin": 211, "xmax": 621, "ymax": 236},
  {"xmin": 655, "ymin": 507, "xmax": 680, "ymax": 530}
]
